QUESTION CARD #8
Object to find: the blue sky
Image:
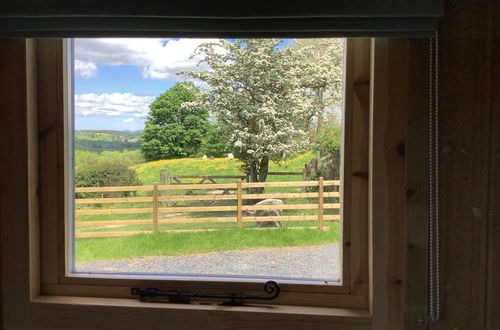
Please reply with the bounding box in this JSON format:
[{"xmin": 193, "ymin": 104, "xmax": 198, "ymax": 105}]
[
  {"xmin": 74, "ymin": 38, "xmax": 295, "ymax": 131},
  {"xmin": 75, "ymin": 65, "xmax": 176, "ymax": 131},
  {"xmin": 76, "ymin": 65, "xmax": 176, "ymax": 95},
  {"xmin": 74, "ymin": 38, "xmax": 217, "ymax": 131}
]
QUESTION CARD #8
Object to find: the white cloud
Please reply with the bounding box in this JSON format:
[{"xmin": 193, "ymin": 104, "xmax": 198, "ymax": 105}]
[
  {"xmin": 75, "ymin": 93, "xmax": 155, "ymax": 118},
  {"xmin": 122, "ymin": 118, "xmax": 135, "ymax": 123},
  {"xmin": 74, "ymin": 38, "xmax": 219, "ymax": 81},
  {"xmin": 74, "ymin": 60, "xmax": 97, "ymax": 78}
]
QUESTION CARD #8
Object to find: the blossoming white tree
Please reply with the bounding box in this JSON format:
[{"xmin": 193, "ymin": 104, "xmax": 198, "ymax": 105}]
[
  {"xmin": 181, "ymin": 39, "xmax": 313, "ymax": 191},
  {"xmin": 294, "ymin": 38, "xmax": 343, "ymax": 134}
]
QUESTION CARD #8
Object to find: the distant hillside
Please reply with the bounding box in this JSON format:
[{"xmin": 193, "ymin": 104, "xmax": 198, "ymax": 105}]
[{"xmin": 75, "ymin": 130, "xmax": 142, "ymax": 152}]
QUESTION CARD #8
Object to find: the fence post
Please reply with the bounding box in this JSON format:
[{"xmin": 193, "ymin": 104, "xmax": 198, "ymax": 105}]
[
  {"xmin": 237, "ymin": 179, "xmax": 243, "ymax": 229},
  {"xmin": 302, "ymin": 165, "xmax": 308, "ymax": 192},
  {"xmin": 152, "ymin": 182, "xmax": 159, "ymax": 233},
  {"xmin": 160, "ymin": 170, "xmax": 165, "ymax": 185},
  {"xmin": 318, "ymin": 177, "xmax": 324, "ymax": 230}
]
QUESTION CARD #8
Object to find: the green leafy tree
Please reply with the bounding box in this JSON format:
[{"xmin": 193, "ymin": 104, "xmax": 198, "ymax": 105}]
[
  {"xmin": 200, "ymin": 123, "xmax": 232, "ymax": 157},
  {"xmin": 141, "ymin": 82, "xmax": 209, "ymax": 161},
  {"xmin": 315, "ymin": 113, "xmax": 342, "ymax": 180},
  {"xmin": 181, "ymin": 39, "xmax": 312, "ymax": 191}
]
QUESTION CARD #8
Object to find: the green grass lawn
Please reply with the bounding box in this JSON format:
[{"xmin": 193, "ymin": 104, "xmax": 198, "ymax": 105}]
[
  {"xmin": 75, "ymin": 223, "xmax": 340, "ymax": 263},
  {"xmin": 76, "ymin": 220, "xmax": 338, "ymax": 233}
]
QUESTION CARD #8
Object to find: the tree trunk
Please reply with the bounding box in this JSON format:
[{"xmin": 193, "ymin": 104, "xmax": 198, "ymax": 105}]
[
  {"xmin": 258, "ymin": 156, "xmax": 269, "ymax": 185},
  {"xmin": 246, "ymin": 156, "xmax": 269, "ymax": 203}
]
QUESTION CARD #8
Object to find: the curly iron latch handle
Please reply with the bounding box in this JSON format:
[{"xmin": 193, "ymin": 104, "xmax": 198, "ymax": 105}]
[{"xmin": 131, "ymin": 280, "xmax": 280, "ymax": 306}]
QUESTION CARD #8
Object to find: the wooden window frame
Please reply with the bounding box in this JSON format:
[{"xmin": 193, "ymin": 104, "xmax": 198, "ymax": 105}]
[
  {"xmin": 37, "ymin": 37, "xmax": 370, "ymax": 308},
  {"xmin": 0, "ymin": 37, "xmax": 410, "ymax": 328}
]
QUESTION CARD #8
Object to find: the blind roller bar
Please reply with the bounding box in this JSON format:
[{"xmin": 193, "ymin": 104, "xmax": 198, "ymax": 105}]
[
  {"xmin": 0, "ymin": 0, "xmax": 444, "ymax": 18},
  {"xmin": 0, "ymin": 17, "xmax": 439, "ymax": 38}
]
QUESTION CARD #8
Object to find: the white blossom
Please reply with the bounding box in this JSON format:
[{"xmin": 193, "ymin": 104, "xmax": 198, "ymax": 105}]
[{"xmin": 181, "ymin": 39, "xmax": 312, "ymax": 166}]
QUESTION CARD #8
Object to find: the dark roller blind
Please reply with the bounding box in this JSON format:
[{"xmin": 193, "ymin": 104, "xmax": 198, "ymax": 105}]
[{"xmin": 0, "ymin": 0, "xmax": 443, "ymax": 37}]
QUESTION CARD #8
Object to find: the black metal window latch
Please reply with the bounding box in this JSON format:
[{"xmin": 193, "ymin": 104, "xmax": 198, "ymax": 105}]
[{"xmin": 131, "ymin": 281, "xmax": 280, "ymax": 306}]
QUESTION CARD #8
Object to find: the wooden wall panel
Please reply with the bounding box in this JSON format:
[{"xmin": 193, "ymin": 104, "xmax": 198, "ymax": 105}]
[
  {"xmin": 405, "ymin": 0, "xmax": 500, "ymax": 329},
  {"xmin": 343, "ymin": 38, "xmax": 371, "ymax": 297},
  {"xmin": 486, "ymin": 8, "xmax": 500, "ymax": 329},
  {"xmin": 37, "ymin": 39, "xmax": 65, "ymax": 285},
  {"xmin": 0, "ymin": 39, "xmax": 32, "ymax": 329},
  {"xmin": 404, "ymin": 39, "xmax": 430, "ymax": 330},
  {"xmin": 432, "ymin": 1, "xmax": 494, "ymax": 329},
  {"xmin": 370, "ymin": 39, "xmax": 408, "ymax": 329}
]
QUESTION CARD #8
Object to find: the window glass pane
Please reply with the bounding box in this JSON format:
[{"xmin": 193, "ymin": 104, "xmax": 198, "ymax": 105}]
[{"xmin": 71, "ymin": 38, "xmax": 344, "ymax": 282}]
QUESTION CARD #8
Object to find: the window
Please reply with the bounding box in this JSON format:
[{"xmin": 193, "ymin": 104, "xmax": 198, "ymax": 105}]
[
  {"xmin": 18, "ymin": 35, "xmax": 411, "ymax": 329},
  {"xmin": 0, "ymin": 33, "xmax": 413, "ymax": 330},
  {"xmin": 71, "ymin": 37, "xmax": 344, "ymax": 282},
  {"xmin": 37, "ymin": 38, "xmax": 371, "ymax": 309}
]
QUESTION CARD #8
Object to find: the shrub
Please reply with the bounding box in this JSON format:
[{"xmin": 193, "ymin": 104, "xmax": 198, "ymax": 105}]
[
  {"xmin": 315, "ymin": 124, "xmax": 341, "ymax": 180},
  {"xmin": 75, "ymin": 161, "xmax": 141, "ymax": 197}
]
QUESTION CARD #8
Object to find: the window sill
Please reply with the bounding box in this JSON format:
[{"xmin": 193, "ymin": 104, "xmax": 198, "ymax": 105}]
[{"xmin": 30, "ymin": 295, "xmax": 372, "ymax": 329}]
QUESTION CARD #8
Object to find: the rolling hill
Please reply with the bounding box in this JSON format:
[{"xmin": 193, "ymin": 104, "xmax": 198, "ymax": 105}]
[{"xmin": 75, "ymin": 130, "xmax": 142, "ymax": 152}]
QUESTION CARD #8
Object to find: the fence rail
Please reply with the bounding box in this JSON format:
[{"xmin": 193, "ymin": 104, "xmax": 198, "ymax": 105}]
[
  {"xmin": 74, "ymin": 178, "xmax": 340, "ymax": 238},
  {"xmin": 160, "ymin": 171, "xmax": 304, "ymax": 186},
  {"xmin": 75, "ymin": 180, "xmax": 340, "ymax": 193}
]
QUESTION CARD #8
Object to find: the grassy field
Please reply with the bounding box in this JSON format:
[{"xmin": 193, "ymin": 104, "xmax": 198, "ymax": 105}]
[
  {"xmin": 133, "ymin": 151, "xmax": 314, "ymax": 185},
  {"xmin": 75, "ymin": 151, "xmax": 341, "ymax": 262},
  {"xmin": 75, "ymin": 130, "xmax": 142, "ymax": 152},
  {"xmin": 76, "ymin": 225, "xmax": 339, "ymax": 262}
]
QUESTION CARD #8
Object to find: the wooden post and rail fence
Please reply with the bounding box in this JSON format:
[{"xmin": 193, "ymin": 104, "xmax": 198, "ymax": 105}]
[{"xmin": 74, "ymin": 178, "xmax": 340, "ymax": 238}]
